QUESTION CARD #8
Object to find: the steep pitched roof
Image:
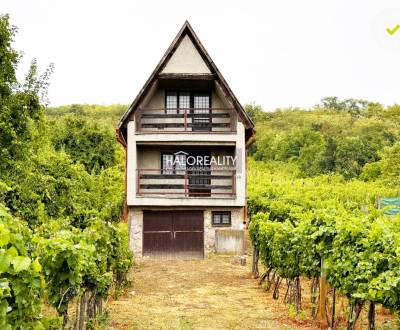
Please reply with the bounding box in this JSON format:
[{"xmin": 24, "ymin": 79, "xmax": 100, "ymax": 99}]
[{"xmin": 117, "ymin": 20, "xmax": 255, "ymax": 137}]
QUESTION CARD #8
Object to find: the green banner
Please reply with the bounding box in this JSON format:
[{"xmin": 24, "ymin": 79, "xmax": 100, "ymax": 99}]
[{"xmin": 380, "ymin": 197, "xmax": 400, "ymax": 215}]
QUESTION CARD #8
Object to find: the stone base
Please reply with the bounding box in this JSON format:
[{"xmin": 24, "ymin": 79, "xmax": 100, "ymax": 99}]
[{"xmin": 128, "ymin": 206, "xmax": 245, "ymax": 258}]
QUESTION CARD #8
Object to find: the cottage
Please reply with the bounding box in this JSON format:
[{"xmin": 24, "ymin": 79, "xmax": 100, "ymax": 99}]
[{"xmin": 116, "ymin": 21, "xmax": 255, "ymax": 258}]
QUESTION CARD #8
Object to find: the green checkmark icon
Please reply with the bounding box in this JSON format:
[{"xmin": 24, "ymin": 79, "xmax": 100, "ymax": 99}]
[{"xmin": 386, "ymin": 24, "xmax": 400, "ymax": 35}]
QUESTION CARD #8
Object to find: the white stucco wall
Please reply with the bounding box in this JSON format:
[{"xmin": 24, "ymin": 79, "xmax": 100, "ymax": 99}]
[
  {"xmin": 126, "ymin": 124, "xmax": 137, "ymax": 204},
  {"xmin": 143, "ymin": 88, "xmax": 164, "ymax": 109},
  {"xmin": 137, "ymin": 149, "xmax": 160, "ymax": 169},
  {"xmin": 161, "ymin": 35, "xmax": 211, "ymax": 74},
  {"xmin": 126, "ymin": 121, "xmax": 247, "ymax": 207}
]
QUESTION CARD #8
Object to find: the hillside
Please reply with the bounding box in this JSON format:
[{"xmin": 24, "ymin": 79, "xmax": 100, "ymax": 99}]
[
  {"xmin": 246, "ymin": 99, "xmax": 400, "ymax": 181},
  {"xmin": 46, "ymin": 103, "xmax": 128, "ymax": 127}
]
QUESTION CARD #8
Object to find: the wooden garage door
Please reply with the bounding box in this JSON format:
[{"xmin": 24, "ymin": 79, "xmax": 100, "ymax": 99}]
[{"xmin": 143, "ymin": 210, "xmax": 204, "ymax": 259}]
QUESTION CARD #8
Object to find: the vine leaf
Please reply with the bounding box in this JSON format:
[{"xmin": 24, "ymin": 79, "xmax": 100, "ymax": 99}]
[
  {"xmin": 0, "ymin": 253, "xmax": 11, "ymax": 273},
  {"xmin": 12, "ymin": 256, "xmax": 31, "ymax": 273}
]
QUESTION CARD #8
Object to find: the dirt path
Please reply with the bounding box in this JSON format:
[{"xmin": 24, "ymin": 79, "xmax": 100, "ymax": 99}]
[{"xmin": 108, "ymin": 255, "xmax": 312, "ymax": 330}]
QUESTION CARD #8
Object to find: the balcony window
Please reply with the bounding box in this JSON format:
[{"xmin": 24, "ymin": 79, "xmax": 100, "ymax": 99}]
[
  {"xmin": 193, "ymin": 93, "xmax": 211, "ymax": 131},
  {"xmin": 179, "ymin": 92, "xmax": 190, "ymax": 109},
  {"xmin": 166, "ymin": 91, "xmax": 192, "ymax": 114},
  {"xmin": 165, "ymin": 91, "xmax": 210, "ymax": 112},
  {"xmin": 138, "ymin": 91, "xmax": 235, "ymax": 132},
  {"xmin": 161, "ymin": 153, "xmax": 174, "ymax": 175},
  {"xmin": 161, "ymin": 152, "xmax": 186, "ymax": 175},
  {"xmin": 166, "ymin": 92, "xmax": 178, "ymax": 112},
  {"xmin": 193, "ymin": 93, "xmax": 210, "ymax": 109}
]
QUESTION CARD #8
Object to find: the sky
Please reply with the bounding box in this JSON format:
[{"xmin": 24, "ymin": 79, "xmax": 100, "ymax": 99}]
[{"xmin": 2, "ymin": 0, "xmax": 400, "ymax": 111}]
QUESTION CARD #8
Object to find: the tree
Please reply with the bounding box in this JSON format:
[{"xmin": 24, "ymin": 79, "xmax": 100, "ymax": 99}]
[
  {"xmin": 318, "ymin": 96, "xmax": 369, "ymax": 115},
  {"xmin": 361, "ymin": 142, "xmax": 400, "ymax": 186},
  {"xmin": 245, "ymin": 104, "xmax": 269, "ymax": 123},
  {"xmin": 275, "ymin": 128, "xmax": 325, "ymax": 162},
  {"xmin": 0, "ymin": 15, "xmax": 53, "ymax": 175},
  {"xmin": 51, "ymin": 115, "xmax": 117, "ymax": 174},
  {"xmin": 0, "ymin": 15, "xmax": 132, "ymax": 328},
  {"xmin": 334, "ymin": 137, "xmax": 366, "ymax": 178}
]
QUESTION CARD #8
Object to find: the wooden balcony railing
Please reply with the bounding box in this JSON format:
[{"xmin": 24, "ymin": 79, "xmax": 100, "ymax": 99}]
[
  {"xmin": 135, "ymin": 108, "xmax": 237, "ymax": 133},
  {"xmin": 136, "ymin": 168, "xmax": 236, "ymax": 197}
]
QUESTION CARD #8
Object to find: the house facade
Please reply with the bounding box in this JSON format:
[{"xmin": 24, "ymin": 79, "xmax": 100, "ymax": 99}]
[{"xmin": 116, "ymin": 21, "xmax": 255, "ymax": 259}]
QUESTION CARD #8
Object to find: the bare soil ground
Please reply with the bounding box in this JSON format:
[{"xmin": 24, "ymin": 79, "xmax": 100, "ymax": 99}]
[
  {"xmin": 108, "ymin": 255, "xmax": 313, "ymax": 330},
  {"xmin": 107, "ymin": 255, "xmax": 397, "ymax": 330}
]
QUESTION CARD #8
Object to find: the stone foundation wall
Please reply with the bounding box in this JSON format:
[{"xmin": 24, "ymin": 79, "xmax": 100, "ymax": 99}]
[
  {"xmin": 128, "ymin": 207, "xmax": 143, "ymax": 257},
  {"xmin": 128, "ymin": 206, "xmax": 245, "ymax": 258},
  {"xmin": 203, "ymin": 208, "xmax": 244, "ymax": 255}
]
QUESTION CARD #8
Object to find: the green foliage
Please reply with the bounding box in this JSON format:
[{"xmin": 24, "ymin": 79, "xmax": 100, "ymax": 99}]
[
  {"xmin": 82, "ymin": 221, "xmax": 133, "ymax": 293},
  {"xmin": 33, "ymin": 224, "xmax": 93, "ymax": 314},
  {"xmin": 0, "ymin": 204, "xmax": 45, "ymax": 329},
  {"xmin": 2, "ymin": 114, "xmax": 123, "ymax": 228},
  {"xmin": 271, "ymin": 128, "xmax": 327, "ymax": 176},
  {"xmin": 5, "ymin": 149, "xmax": 94, "ymax": 227},
  {"xmin": 0, "ymin": 15, "xmax": 52, "ymax": 174},
  {"xmin": 248, "ymin": 99, "xmax": 399, "ymax": 179},
  {"xmin": 361, "ymin": 142, "xmax": 400, "ymax": 186},
  {"xmin": 248, "ymin": 158, "xmax": 400, "ymax": 318},
  {"xmin": 46, "ymin": 104, "xmax": 126, "ymax": 125},
  {"xmin": 334, "ymin": 136, "xmax": 367, "ymax": 178},
  {"xmin": 0, "ymin": 15, "xmax": 132, "ymax": 328},
  {"xmin": 247, "ymin": 98, "xmax": 400, "ymax": 325},
  {"xmin": 0, "ymin": 15, "xmax": 18, "ymax": 96},
  {"xmin": 33, "ymin": 220, "xmax": 132, "ymax": 316},
  {"xmin": 51, "ymin": 115, "xmax": 118, "ymax": 174},
  {"xmin": 318, "ymin": 96, "xmax": 369, "ymax": 115},
  {"xmin": 92, "ymin": 165, "xmax": 125, "ymax": 222},
  {"xmin": 244, "ymin": 104, "xmax": 270, "ymax": 123}
]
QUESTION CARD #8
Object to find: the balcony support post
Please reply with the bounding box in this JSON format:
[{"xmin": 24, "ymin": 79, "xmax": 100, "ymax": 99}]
[
  {"xmin": 136, "ymin": 169, "xmax": 140, "ymax": 195},
  {"xmin": 184, "ymin": 171, "xmax": 188, "ymax": 197},
  {"xmin": 232, "ymin": 170, "xmax": 236, "ymax": 197},
  {"xmin": 184, "ymin": 110, "xmax": 188, "ymax": 131}
]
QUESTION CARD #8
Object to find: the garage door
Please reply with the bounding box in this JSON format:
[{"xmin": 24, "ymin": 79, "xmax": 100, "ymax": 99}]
[{"xmin": 143, "ymin": 210, "xmax": 204, "ymax": 259}]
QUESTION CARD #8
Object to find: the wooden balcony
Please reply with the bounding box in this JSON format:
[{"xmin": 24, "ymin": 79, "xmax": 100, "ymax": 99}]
[
  {"xmin": 135, "ymin": 108, "xmax": 237, "ymax": 133},
  {"xmin": 136, "ymin": 168, "xmax": 236, "ymax": 197}
]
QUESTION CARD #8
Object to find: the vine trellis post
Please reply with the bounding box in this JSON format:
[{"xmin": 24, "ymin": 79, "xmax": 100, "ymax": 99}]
[
  {"xmin": 317, "ymin": 258, "xmax": 329, "ymax": 327},
  {"xmin": 252, "ymin": 245, "xmax": 259, "ymax": 278}
]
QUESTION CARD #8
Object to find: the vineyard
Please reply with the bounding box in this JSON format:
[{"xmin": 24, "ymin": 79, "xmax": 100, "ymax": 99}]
[
  {"xmin": 245, "ymin": 102, "xmax": 400, "ymax": 328},
  {"xmin": 0, "ymin": 15, "xmax": 133, "ymax": 329},
  {"xmin": 1, "ymin": 208, "xmax": 132, "ymax": 329},
  {"xmin": 247, "ymin": 159, "xmax": 400, "ymax": 329}
]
